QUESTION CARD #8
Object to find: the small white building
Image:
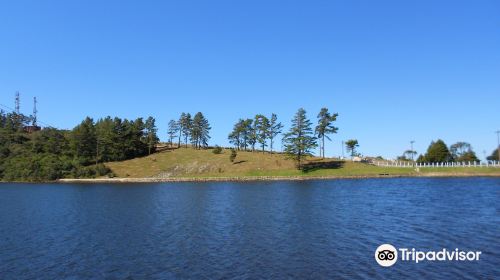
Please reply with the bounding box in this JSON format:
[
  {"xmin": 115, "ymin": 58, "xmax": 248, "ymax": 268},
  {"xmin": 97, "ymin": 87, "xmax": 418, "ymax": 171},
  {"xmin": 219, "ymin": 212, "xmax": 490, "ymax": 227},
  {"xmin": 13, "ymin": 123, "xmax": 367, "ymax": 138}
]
[{"xmin": 352, "ymin": 156, "xmax": 363, "ymax": 162}]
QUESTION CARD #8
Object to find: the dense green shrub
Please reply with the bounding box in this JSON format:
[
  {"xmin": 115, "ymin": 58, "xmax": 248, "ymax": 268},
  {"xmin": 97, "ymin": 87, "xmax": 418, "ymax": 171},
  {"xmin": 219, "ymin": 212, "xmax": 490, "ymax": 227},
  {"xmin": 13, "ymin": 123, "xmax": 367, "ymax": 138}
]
[
  {"xmin": 422, "ymin": 140, "xmax": 452, "ymax": 163},
  {"xmin": 0, "ymin": 111, "xmax": 149, "ymax": 181},
  {"xmin": 95, "ymin": 163, "xmax": 111, "ymax": 177},
  {"xmin": 229, "ymin": 149, "xmax": 237, "ymax": 163},
  {"xmin": 213, "ymin": 145, "xmax": 223, "ymax": 154}
]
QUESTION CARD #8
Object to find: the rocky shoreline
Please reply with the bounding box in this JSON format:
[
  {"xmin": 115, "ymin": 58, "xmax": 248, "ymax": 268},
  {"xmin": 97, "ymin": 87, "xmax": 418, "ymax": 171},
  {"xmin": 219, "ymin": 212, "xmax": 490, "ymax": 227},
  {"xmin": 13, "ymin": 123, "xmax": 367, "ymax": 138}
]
[{"xmin": 57, "ymin": 173, "xmax": 500, "ymax": 184}]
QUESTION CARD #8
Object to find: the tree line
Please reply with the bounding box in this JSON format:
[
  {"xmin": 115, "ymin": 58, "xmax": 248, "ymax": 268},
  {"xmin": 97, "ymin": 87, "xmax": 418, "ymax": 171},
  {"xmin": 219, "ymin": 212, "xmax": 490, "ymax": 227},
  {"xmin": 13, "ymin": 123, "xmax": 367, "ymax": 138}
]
[
  {"xmin": 0, "ymin": 110, "xmax": 159, "ymax": 181},
  {"xmin": 396, "ymin": 140, "xmax": 500, "ymax": 163},
  {"xmin": 228, "ymin": 114, "xmax": 283, "ymax": 153},
  {"xmin": 4, "ymin": 105, "xmax": 495, "ymax": 181},
  {"xmin": 167, "ymin": 112, "xmax": 211, "ymax": 149},
  {"xmin": 73, "ymin": 116, "xmax": 159, "ymax": 164},
  {"xmin": 406, "ymin": 140, "xmax": 480, "ymax": 163},
  {"xmin": 228, "ymin": 107, "xmax": 339, "ymax": 168}
]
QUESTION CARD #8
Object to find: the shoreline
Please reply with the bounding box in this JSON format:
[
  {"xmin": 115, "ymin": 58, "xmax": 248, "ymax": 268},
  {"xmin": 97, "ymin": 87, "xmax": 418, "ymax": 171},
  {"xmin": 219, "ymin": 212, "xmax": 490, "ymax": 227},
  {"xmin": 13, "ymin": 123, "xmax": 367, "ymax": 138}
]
[{"xmin": 56, "ymin": 173, "xmax": 500, "ymax": 184}]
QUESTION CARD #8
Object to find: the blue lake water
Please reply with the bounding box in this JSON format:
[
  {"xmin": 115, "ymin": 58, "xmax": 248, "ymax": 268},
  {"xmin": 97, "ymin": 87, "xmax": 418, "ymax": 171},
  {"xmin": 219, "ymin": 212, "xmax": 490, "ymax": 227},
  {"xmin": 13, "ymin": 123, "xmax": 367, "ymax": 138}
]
[{"xmin": 0, "ymin": 178, "xmax": 499, "ymax": 279}]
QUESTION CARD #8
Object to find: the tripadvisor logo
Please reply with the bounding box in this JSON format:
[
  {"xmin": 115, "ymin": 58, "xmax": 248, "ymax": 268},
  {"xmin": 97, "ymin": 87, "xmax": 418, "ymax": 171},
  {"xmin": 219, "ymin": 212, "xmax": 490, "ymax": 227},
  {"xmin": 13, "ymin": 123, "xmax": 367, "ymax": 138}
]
[
  {"xmin": 375, "ymin": 244, "xmax": 482, "ymax": 267},
  {"xmin": 375, "ymin": 244, "xmax": 398, "ymax": 267}
]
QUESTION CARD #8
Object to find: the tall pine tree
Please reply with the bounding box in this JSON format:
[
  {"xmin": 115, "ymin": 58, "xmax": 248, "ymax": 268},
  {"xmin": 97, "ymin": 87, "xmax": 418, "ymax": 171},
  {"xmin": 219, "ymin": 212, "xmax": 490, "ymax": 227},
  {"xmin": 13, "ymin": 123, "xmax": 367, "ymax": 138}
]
[
  {"xmin": 268, "ymin": 113, "xmax": 283, "ymax": 154},
  {"xmin": 228, "ymin": 119, "xmax": 244, "ymax": 150},
  {"xmin": 190, "ymin": 112, "xmax": 211, "ymax": 149},
  {"xmin": 424, "ymin": 140, "xmax": 451, "ymax": 163},
  {"xmin": 315, "ymin": 108, "xmax": 338, "ymax": 159},
  {"xmin": 144, "ymin": 116, "xmax": 159, "ymax": 155},
  {"xmin": 167, "ymin": 119, "xmax": 179, "ymax": 148},
  {"xmin": 180, "ymin": 113, "xmax": 192, "ymax": 148},
  {"xmin": 254, "ymin": 114, "xmax": 270, "ymax": 153},
  {"xmin": 283, "ymin": 108, "xmax": 317, "ymax": 169},
  {"xmin": 71, "ymin": 117, "xmax": 96, "ymax": 164}
]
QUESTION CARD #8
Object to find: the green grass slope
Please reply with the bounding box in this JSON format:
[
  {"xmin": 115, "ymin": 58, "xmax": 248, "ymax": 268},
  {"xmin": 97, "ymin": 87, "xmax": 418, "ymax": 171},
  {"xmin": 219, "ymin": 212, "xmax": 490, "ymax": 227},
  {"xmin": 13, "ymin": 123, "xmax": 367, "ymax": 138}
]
[
  {"xmin": 104, "ymin": 148, "xmax": 500, "ymax": 179},
  {"xmin": 105, "ymin": 148, "xmax": 500, "ymax": 179}
]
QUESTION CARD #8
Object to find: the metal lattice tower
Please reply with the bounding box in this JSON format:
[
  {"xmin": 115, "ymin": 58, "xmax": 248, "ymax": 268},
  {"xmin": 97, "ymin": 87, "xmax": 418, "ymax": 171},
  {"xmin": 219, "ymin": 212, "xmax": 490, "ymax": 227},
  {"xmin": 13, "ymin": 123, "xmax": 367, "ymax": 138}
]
[
  {"xmin": 15, "ymin": 91, "xmax": 20, "ymax": 114},
  {"xmin": 33, "ymin": 97, "xmax": 38, "ymax": 126}
]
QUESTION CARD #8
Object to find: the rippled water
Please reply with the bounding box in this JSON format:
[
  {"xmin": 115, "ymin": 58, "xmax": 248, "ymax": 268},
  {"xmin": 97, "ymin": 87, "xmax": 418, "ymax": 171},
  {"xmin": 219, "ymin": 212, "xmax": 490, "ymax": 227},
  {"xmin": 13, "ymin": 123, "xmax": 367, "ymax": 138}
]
[{"xmin": 0, "ymin": 178, "xmax": 499, "ymax": 279}]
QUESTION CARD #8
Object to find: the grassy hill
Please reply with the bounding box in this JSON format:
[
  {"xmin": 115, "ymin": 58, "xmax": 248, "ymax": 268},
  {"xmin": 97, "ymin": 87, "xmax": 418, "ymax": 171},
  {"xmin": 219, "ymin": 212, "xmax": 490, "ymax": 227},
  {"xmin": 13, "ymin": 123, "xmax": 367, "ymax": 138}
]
[{"xmin": 105, "ymin": 148, "xmax": 500, "ymax": 179}]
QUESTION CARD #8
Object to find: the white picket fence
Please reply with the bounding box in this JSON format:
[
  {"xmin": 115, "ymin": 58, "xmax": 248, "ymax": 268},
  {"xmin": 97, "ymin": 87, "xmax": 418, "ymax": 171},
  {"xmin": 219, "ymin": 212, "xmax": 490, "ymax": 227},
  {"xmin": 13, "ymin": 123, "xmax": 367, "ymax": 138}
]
[{"xmin": 373, "ymin": 160, "xmax": 500, "ymax": 168}]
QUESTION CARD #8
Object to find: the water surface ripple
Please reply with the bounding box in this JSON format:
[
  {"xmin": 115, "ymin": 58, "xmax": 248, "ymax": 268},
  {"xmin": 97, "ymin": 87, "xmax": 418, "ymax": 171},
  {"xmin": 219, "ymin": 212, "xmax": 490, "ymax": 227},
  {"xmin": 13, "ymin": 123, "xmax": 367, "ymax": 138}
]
[{"xmin": 0, "ymin": 178, "xmax": 498, "ymax": 279}]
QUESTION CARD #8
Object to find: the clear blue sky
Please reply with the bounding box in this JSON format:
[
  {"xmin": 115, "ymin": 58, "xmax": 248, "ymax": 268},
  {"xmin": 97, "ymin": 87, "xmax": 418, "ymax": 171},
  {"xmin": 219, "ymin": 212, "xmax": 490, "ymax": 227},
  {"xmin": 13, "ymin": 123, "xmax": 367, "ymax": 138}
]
[{"xmin": 1, "ymin": 0, "xmax": 499, "ymax": 160}]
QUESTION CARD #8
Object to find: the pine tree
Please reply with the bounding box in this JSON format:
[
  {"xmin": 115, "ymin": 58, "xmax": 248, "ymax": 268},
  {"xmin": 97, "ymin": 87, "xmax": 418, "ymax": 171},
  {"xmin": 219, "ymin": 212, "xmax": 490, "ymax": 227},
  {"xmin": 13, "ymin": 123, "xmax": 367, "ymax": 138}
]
[
  {"xmin": 228, "ymin": 118, "xmax": 254, "ymax": 151},
  {"xmin": 167, "ymin": 119, "xmax": 179, "ymax": 148},
  {"xmin": 249, "ymin": 120, "xmax": 257, "ymax": 152},
  {"xmin": 228, "ymin": 119, "xmax": 244, "ymax": 150},
  {"xmin": 254, "ymin": 114, "xmax": 270, "ymax": 153},
  {"xmin": 345, "ymin": 139, "xmax": 359, "ymax": 158},
  {"xmin": 424, "ymin": 140, "xmax": 451, "ymax": 163},
  {"xmin": 71, "ymin": 117, "xmax": 96, "ymax": 164},
  {"xmin": 178, "ymin": 113, "xmax": 186, "ymax": 147},
  {"xmin": 315, "ymin": 108, "xmax": 338, "ymax": 158},
  {"xmin": 190, "ymin": 112, "xmax": 211, "ymax": 149},
  {"xmin": 283, "ymin": 108, "xmax": 317, "ymax": 169},
  {"xmin": 268, "ymin": 113, "xmax": 283, "ymax": 154},
  {"xmin": 130, "ymin": 118, "xmax": 147, "ymax": 157},
  {"xmin": 241, "ymin": 119, "xmax": 253, "ymax": 151},
  {"xmin": 95, "ymin": 117, "xmax": 114, "ymax": 162},
  {"xmin": 144, "ymin": 116, "xmax": 159, "ymax": 155},
  {"xmin": 112, "ymin": 117, "xmax": 127, "ymax": 161},
  {"xmin": 180, "ymin": 113, "xmax": 192, "ymax": 148}
]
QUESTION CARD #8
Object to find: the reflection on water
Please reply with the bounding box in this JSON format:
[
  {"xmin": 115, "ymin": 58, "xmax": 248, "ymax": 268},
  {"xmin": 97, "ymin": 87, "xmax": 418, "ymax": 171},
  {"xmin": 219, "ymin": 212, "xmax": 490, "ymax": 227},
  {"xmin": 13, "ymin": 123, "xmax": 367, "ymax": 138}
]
[{"xmin": 0, "ymin": 178, "xmax": 499, "ymax": 279}]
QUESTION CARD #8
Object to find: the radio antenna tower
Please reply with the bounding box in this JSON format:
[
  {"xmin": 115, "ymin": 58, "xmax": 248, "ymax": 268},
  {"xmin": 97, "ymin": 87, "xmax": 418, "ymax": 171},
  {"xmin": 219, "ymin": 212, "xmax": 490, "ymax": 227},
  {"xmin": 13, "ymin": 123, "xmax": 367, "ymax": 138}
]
[
  {"xmin": 33, "ymin": 97, "xmax": 38, "ymax": 126},
  {"xmin": 15, "ymin": 91, "xmax": 20, "ymax": 114}
]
